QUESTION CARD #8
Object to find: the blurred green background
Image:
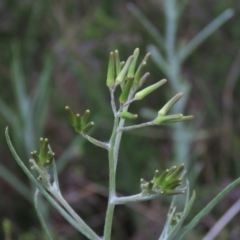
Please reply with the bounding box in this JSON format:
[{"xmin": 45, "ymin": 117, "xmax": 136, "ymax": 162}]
[{"xmin": 0, "ymin": 0, "xmax": 240, "ymax": 239}]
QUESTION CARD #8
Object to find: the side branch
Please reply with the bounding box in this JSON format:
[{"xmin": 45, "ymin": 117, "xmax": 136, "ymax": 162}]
[
  {"xmin": 111, "ymin": 193, "xmax": 160, "ymax": 205},
  {"xmin": 118, "ymin": 121, "xmax": 155, "ymax": 132},
  {"xmin": 81, "ymin": 134, "xmax": 110, "ymax": 150}
]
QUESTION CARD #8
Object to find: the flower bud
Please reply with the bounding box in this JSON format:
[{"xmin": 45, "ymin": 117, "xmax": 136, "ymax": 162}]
[
  {"xmin": 158, "ymin": 92, "xmax": 183, "ymax": 116},
  {"xmin": 116, "ymin": 56, "xmax": 134, "ymax": 84},
  {"xmin": 75, "ymin": 114, "xmax": 82, "ymax": 132},
  {"xmin": 154, "ymin": 114, "xmax": 183, "ymax": 125},
  {"xmin": 133, "ymin": 53, "xmax": 151, "ymax": 87},
  {"xmin": 65, "ymin": 106, "xmax": 76, "ymax": 126},
  {"xmin": 115, "ymin": 50, "xmax": 121, "ymax": 76},
  {"xmin": 39, "ymin": 138, "xmax": 48, "ymax": 164},
  {"xmin": 30, "ymin": 138, "xmax": 55, "ymax": 168},
  {"xmin": 119, "ymin": 111, "xmax": 138, "ymax": 119},
  {"xmin": 134, "ymin": 79, "xmax": 167, "ymax": 100},
  {"xmin": 81, "ymin": 110, "xmax": 90, "ymax": 128},
  {"xmin": 106, "ymin": 52, "xmax": 115, "ymax": 88},
  {"xmin": 141, "ymin": 164, "xmax": 186, "ymax": 196},
  {"xmin": 119, "ymin": 77, "xmax": 134, "ymax": 104},
  {"xmin": 127, "ymin": 48, "xmax": 139, "ymax": 78},
  {"xmin": 82, "ymin": 122, "xmax": 94, "ymax": 134}
]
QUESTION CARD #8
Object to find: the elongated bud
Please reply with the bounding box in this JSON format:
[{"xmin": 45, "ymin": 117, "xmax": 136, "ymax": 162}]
[
  {"xmin": 65, "ymin": 106, "xmax": 76, "ymax": 126},
  {"xmin": 45, "ymin": 152, "xmax": 55, "ymax": 166},
  {"xmin": 139, "ymin": 72, "xmax": 150, "ymax": 88},
  {"xmin": 81, "ymin": 110, "xmax": 90, "ymax": 127},
  {"xmin": 133, "ymin": 53, "xmax": 151, "ymax": 87},
  {"xmin": 119, "ymin": 111, "xmax": 138, "ymax": 119},
  {"xmin": 106, "ymin": 52, "xmax": 115, "ymax": 87},
  {"xmin": 31, "ymin": 151, "xmax": 39, "ymax": 163},
  {"xmin": 120, "ymin": 61, "xmax": 125, "ymax": 68},
  {"xmin": 155, "ymin": 169, "xmax": 169, "ymax": 185},
  {"xmin": 166, "ymin": 164, "xmax": 184, "ymax": 181},
  {"xmin": 82, "ymin": 122, "xmax": 94, "ymax": 134},
  {"xmin": 154, "ymin": 113, "xmax": 183, "ymax": 125},
  {"xmin": 39, "ymin": 138, "xmax": 48, "ymax": 163},
  {"xmin": 160, "ymin": 115, "xmax": 194, "ymax": 124},
  {"xmin": 133, "ymin": 62, "xmax": 146, "ymax": 86},
  {"xmin": 116, "ymin": 56, "xmax": 134, "ymax": 84},
  {"xmin": 127, "ymin": 48, "xmax": 139, "ymax": 78},
  {"xmin": 115, "ymin": 50, "xmax": 121, "ymax": 75},
  {"xmin": 176, "ymin": 115, "xmax": 194, "ymax": 122},
  {"xmin": 75, "ymin": 114, "xmax": 82, "ymax": 132},
  {"xmin": 119, "ymin": 77, "xmax": 134, "ymax": 103},
  {"xmin": 135, "ymin": 79, "xmax": 167, "ymax": 100},
  {"xmin": 158, "ymin": 93, "xmax": 183, "ymax": 116}
]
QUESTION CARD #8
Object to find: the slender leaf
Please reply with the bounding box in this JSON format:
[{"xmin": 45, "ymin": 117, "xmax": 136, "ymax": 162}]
[
  {"xmin": 178, "ymin": 176, "xmax": 240, "ymax": 239},
  {"xmin": 179, "ymin": 9, "xmax": 234, "ymax": 62}
]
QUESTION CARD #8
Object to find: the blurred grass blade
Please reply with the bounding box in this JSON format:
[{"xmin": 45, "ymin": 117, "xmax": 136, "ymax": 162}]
[
  {"xmin": 31, "ymin": 54, "xmax": 54, "ymax": 136},
  {"xmin": 147, "ymin": 45, "xmax": 168, "ymax": 75},
  {"xmin": 32, "ymin": 54, "xmax": 54, "ymax": 115},
  {"xmin": 35, "ymin": 189, "xmax": 53, "ymax": 240},
  {"xmin": 11, "ymin": 42, "xmax": 29, "ymax": 117},
  {"xmin": 179, "ymin": 9, "xmax": 234, "ymax": 62},
  {"xmin": 0, "ymin": 99, "xmax": 17, "ymax": 125},
  {"xmin": 178, "ymin": 176, "xmax": 240, "ymax": 239},
  {"xmin": 57, "ymin": 135, "xmax": 86, "ymax": 173},
  {"xmin": 127, "ymin": 3, "xmax": 165, "ymax": 49},
  {"xmin": 0, "ymin": 163, "xmax": 31, "ymax": 202}
]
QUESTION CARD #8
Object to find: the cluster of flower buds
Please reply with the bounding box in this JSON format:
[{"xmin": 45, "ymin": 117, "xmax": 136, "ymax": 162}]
[
  {"xmin": 140, "ymin": 164, "xmax": 186, "ymax": 196},
  {"xmin": 154, "ymin": 93, "xmax": 194, "ymax": 125},
  {"xmin": 106, "ymin": 48, "xmax": 151, "ymax": 91},
  {"xmin": 107, "ymin": 48, "xmax": 171, "ymax": 120},
  {"xmin": 65, "ymin": 106, "xmax": 94, "ymax": 134},
  {"xmin": 30, "ymin": 138, "xmax": 54, "ymax": 167}
]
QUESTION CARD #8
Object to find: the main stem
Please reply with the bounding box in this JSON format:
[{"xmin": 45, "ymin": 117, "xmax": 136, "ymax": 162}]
[
  {"xmin": 103, "ymin": 104, "xmax": 129, "ymax": 239},
  {"xmin": 103, "ymin": 117, "xmax": 119, "ymax": 240}
]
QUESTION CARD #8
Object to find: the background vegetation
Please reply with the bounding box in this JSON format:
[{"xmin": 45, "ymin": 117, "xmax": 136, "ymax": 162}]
[{"xmin": 0, "ymin": 0, "xmax": 240, "ymax": 239}]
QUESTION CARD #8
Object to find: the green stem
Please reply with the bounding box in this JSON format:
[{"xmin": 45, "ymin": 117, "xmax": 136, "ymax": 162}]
[
  {"xmin": 112, "ymin": 193, "xmax": 160, "ymax": 204},
  {"xmin": 103, "ymin": 117, "xmax": 119, "ymax": 240},
  {"xmin": 118, "ymin": 121, "xmax": 155, "ymax": 132}
]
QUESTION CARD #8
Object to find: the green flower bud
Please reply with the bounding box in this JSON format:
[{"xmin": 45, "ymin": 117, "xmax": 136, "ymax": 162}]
[
  {"xmin": 65, "ymin": 106, "xmax": 76, "ymax": 126},
  {"xmin": 75, "ymin": 114, "xmax": 82, "ymax": 132},
  {"xmin": 106, "ymin": 52, "xmax": 115, "ymax": 88},
  {"xmin": 82, "ymin": 122, "xmax": 94, "ymax": 134},
  {"xmin": 127, "ymin": 48, "xmax": 139, "ymax": 78},
  {"xmin": 119, "ymin": 111, "xmax": 138, "ymax": 119},
  {"xmin": 154, "ymin": 114, "xmax": 183, "ymax": 125},
  {"xmin": 119, "ymin": 77, "xmax": 134, "ymax": 104},
  {"xmin": 31, "ymin": 151, "xmax": 39, "ymax": 163},
  {"xmin": 81, "ymin": 110, "xmax": 90, "ymax": 128},
  {"xmin": 120, "ymin": 61, "xmax": 125, "ymax": 68},
  {"xmin": 115, "ymin": 50, "xmax": 121, "ymax": 76},
  {"xmin": 44, "ymin": 152, "xmax": 55, "ymax": 166},
  {"xmin": 133, "ymin": 52, "xmax": 151, "ymax": 87},
  {"xmin": 39, "ymin": 138, "xmax": 48, "ymax": 164},
  {"xmin": 158, "ymin": 92, "xmax": 183, "ymax": 116},
  {"xmin": 116, "ymin": 55, "xmax": 134, "ymax": 84},
  {"xmin": 134, "ymin": 79, "xmax": 167, "ymax": 100},
  {"xmin": 30, "ymin": 138, "xmax": 55, "ymax": 168},
  {"xmin": 141, "ymin": 164, "xmax": 186, "ymax": 196},
  {"xmin": 138, "ymin": 72, "xmax": 150, "ymax": 89}
]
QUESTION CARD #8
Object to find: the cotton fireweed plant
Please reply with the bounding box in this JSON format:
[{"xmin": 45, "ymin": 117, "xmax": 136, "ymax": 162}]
[{"xmin": 6, "ymin": 48, "xmax": 240, "ymax": 240}]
